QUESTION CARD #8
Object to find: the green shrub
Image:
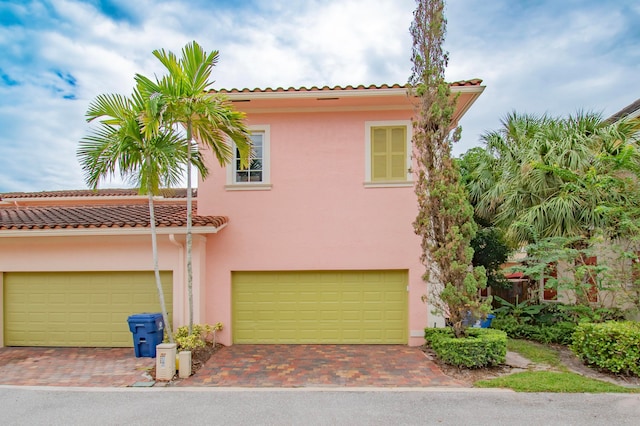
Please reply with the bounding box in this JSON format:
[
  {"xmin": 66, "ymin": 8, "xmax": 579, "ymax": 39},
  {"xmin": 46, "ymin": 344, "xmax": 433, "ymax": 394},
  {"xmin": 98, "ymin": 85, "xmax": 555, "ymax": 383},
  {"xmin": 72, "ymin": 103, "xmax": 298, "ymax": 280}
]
[
  {"xmin": 492, "ymin": 301, "xmax": 620, "ymax": 345},
  {"xmin": 492, "ymin": 296, "xmax": 544, "ymax": 322},
  {"xmin": 493, "ymin": 317, "xmax": 576, "ymax": 345},
  {"xmin": 571, "ymin": 321, "xmax": 640, "ymax": 377},
  {"xmin": 172, "ymin": 323, "xmax": 223, "ymax": 351},
  {"xmin": 425, "ymin": 327, "xmax": 507, "ymax": 368},
  {"xmin": 492, "ymin": 316, "xmax": 524, "ymax": 337},
  {"xmin": 529, "ymin": 322, "xmax": 577, "ymax": 345},
  {"xmin": 557, "ymin": 305, "xmax": 625, "ymax": 324},
  {"xmin": 534, "ymin": 303, "xmax": 571, "ymax": 325},
  {"xmin": 424, "ymin": 327, "xmax": 453, "ymax": 345},
  {"xmin": 491, "ymin": 316, "xmax": 537, "ymax": 340}
]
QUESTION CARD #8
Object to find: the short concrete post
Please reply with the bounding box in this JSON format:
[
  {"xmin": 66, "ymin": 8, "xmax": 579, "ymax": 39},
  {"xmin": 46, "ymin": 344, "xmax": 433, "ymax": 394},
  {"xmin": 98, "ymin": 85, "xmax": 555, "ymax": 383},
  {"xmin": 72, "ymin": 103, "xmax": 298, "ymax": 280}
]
[
  {"xmin": 178, "ymin": 351, "xmax": 192, "ymax": 378},
  {"xmin": 156, "ymin": 343, "xmax": 177, "ymax": 381}
]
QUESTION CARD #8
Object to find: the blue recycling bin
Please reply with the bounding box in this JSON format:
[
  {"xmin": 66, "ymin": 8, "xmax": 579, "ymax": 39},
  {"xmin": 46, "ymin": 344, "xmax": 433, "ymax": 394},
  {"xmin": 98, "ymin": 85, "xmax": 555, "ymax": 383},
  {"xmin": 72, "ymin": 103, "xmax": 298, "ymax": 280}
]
[
  {"xmin": 480, "ymin": 314, "xmax": 496, "ymax": 328},
  {"xmin": 462, "ymin": 312, "xmax": 495, "ymax": 328},
  {"xmin": 127, "ymin": 313, "xmax": 165, "ymax": 358}
]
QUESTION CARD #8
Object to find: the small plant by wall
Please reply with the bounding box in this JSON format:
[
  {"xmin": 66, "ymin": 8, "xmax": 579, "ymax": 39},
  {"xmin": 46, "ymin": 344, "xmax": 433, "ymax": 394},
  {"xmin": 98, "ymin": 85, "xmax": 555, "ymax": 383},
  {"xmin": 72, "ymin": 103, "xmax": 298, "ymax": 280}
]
[{"xmin": 172, "ymin": 323, "xmax": 223, "ymax": 351}]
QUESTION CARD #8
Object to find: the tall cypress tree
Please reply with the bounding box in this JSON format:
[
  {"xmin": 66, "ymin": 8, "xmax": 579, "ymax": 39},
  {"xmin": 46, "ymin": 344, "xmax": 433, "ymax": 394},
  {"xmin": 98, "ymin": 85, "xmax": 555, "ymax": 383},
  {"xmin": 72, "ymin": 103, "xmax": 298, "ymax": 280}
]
[{"xmin": 409, "ymin": 0, "xmax": 490, "ymax": 337}]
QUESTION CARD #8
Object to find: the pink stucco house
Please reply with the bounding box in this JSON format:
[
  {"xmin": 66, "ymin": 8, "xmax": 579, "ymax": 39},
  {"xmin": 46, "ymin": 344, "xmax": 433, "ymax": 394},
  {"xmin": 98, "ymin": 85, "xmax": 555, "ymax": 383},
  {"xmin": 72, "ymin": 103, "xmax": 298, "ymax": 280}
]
[{"xmin": 0, "ymin": 82, "xmax": 484, "ymax": 348}]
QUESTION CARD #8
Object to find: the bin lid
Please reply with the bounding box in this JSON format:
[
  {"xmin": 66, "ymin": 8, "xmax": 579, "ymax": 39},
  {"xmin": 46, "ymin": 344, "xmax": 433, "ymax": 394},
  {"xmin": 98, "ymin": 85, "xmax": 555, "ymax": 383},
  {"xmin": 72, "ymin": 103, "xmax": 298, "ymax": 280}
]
[{"xmin": 127, "ymin": 313, "xmax": 163, "ymax": 322}]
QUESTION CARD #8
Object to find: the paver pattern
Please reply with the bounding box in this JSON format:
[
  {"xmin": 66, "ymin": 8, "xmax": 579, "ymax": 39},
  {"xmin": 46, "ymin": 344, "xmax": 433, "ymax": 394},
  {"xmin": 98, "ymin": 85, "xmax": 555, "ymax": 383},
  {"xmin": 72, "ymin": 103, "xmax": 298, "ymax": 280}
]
[
  {"xmin": 0, "ymin": 345, "xmax": 464, "ymax": 388},
  {"xmin": 178, "ymin": 344, "xmax": 464, "ymax": 387},
  {"xmin": 0, "ymin": 347, "xmax": 154, "ymax": 387}
]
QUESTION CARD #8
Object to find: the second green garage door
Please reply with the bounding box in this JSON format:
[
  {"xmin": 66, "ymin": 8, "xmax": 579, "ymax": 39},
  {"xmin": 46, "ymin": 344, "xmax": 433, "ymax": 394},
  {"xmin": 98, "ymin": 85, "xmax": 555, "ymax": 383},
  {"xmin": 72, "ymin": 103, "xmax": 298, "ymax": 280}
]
[
  {"xmin": 3, "ymin": 271, "xmax": 172, "ymax": 347},
  {"xmin": 232, "ymin": 270, "xmax": 408, "ymax": 344}
]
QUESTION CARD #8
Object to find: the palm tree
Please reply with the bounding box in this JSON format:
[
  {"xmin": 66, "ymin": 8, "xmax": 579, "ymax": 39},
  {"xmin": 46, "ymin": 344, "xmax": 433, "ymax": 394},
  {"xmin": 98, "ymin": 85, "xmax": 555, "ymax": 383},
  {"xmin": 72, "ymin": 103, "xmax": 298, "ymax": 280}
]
[
  {"xmin": 135, "ymin": 41, "xmax": 251, "ymax": 333},
  {"xmin": 77, "ymin": 88, "xmax": 208, "ymax": 343},
  {"xmin": 472, "ymin": 111, "xmax": 640, "ymax": 244},
  {"xmin": 463, "ymin": 112, "xmax": 640, "ymax": 305}
]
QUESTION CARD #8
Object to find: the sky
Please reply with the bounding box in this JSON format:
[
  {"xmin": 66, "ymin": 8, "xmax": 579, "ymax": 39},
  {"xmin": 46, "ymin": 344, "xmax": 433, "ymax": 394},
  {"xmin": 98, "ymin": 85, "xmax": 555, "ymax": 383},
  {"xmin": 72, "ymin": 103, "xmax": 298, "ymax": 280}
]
[{"xmin": 0, "ymin": 0, "xmax": 639, "ymax": 193}]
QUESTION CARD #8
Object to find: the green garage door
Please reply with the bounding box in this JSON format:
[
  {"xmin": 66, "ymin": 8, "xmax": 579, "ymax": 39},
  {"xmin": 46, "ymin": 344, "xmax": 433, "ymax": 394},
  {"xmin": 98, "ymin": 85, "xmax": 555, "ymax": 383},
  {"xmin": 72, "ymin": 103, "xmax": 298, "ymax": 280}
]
[
  {"xmin": 232, "ymin": 270, "xmax": 407, "ymax": 344},
  {"xmin": 3, "ymin": 271, "xmax": 172, "ymax": 347}
]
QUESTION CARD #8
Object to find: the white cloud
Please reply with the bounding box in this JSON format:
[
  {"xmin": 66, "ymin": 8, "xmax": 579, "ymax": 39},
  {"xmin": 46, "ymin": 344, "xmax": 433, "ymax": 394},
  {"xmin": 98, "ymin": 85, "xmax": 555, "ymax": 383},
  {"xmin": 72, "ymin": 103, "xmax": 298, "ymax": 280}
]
[
  {"xmin": 0, "ymin": 0, "xmax": 638, "ymax": 191},
  {"xmin": 445, "ymin": 0, "xmax": 640, "ymax": 153}
]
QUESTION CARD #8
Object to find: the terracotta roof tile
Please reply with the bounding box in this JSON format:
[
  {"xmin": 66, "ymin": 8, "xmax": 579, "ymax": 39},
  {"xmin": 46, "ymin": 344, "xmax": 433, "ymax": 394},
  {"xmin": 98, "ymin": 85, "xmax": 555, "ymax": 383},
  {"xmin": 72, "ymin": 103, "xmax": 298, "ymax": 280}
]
[
  {"xmin": 0, "ymin": 188, "xmax": 193, "ymax": 200},
  {"xmin": 0, "ymin": 203, "xmax": 226, "ymax": 231},
  {"xmin": 215, "ymin": 80, "xmax": 483, "ymax": 94}
]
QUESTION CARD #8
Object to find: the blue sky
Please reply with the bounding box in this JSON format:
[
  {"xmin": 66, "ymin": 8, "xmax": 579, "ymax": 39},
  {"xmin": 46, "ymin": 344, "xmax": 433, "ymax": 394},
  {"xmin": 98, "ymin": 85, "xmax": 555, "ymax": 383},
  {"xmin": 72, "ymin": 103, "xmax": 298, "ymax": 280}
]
[{"xmin": 1, "ymin": 0, "xmax": 639, "ymax": 192}]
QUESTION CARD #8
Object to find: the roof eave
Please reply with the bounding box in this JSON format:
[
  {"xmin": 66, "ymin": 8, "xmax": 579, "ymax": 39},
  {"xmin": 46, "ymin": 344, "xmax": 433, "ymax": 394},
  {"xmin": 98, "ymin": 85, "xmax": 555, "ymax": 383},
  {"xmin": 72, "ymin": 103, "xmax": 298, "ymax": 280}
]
[
  {"xmin": 224, "ymin": 87, "xmax": 410, "ymax": 101},
  {"xmin": 0, "ymin": 195, "xmax": 184, "ymax": 204},
  {"xmin": 452, "ymin": 85, "xmax": 486, "ymax": 125},
  {"xmin": 221, "ymin": 84, "xmax": 485, "ymax": 101},
  {"xmin": 0, "ymin": 223, "xmax": 227, "ymax": 238}
]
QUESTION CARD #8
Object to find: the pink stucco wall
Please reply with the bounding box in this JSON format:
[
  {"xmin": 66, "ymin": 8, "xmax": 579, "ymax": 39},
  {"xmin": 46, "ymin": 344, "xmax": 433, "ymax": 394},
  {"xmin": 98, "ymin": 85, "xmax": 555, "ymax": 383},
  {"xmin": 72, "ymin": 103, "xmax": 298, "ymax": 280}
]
[
  {"xmin": 198, "ymin": 101, "xmax": 432, "ymax": 346},
  {"xmin": 0, "ymin": 235, "xmax": 178, "ymax": 273}
]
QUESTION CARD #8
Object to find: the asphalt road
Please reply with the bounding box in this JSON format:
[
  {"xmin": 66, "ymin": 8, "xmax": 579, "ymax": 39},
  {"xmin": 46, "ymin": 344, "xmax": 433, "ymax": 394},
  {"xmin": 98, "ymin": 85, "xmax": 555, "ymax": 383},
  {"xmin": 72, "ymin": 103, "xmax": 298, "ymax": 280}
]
[{"xmin": 1, "ymin": 386, "xmax": 639, "ymax": 425}]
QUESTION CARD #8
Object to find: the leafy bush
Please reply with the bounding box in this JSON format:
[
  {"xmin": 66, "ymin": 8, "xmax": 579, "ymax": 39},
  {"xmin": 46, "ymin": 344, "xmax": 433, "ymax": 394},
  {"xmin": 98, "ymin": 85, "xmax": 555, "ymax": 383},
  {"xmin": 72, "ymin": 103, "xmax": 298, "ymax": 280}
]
[
  {"xmin": 425, "ymin": 327, "xmax": 507, "ymax": 368},
  {"xmin": 529, "ymin": 322, "xmax": 577, "ymax": 345},
  {"xmin": 491, "ymin": 299, "xmax": 623, "ymax": 345},
  {"xmin": 571, "ymin": 321, "xmax": 640, "ymax": 377},
  {"xmin": 172, "ymin": 323, "xmax": 223, "ymax": 351},
  {"xmin": 424, "ymin": 327, "xmax": 453, "ymax": 345},
  {"xmin": 492, "ymin": 296, "xmax": 544, "ymax": 322},
  {"xmin": 491, "ymin": 316, "xmax": 529, "ymax": 338},
  {"xmin": 557, "ymin": 305, "xmax": 625, "ymax": 323}
]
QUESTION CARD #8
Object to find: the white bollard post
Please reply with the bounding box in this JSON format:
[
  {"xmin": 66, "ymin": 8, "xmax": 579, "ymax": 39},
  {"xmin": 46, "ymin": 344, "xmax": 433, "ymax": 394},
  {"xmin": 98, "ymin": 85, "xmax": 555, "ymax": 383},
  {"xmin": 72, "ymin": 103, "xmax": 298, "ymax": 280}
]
[{"xmin": 178, "ymin": 351, "xmax": 192, "ymax": 378}]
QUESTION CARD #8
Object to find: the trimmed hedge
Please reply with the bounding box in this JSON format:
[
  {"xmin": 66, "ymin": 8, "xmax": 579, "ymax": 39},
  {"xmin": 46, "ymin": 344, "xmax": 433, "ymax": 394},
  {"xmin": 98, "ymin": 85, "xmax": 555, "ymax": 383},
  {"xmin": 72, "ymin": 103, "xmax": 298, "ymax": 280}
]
[
  {"xmin": 571, "ymin": 321, "xmax": 640, "ymax": 377},
  {"xmin": 425, "ymin": 327, "xmax": 507, "ymax": 368}
]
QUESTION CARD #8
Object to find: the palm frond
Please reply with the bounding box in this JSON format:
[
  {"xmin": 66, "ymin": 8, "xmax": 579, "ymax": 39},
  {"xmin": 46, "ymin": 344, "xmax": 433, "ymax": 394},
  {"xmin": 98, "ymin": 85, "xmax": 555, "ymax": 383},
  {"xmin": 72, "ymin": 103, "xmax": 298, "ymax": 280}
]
[
  {"xmin": 470, "ymin": 110, "xmax": 640, "ymax": 243},
  {"xmin": 85, "ymin": 93, "xmax": 131, "ymax": 124}
]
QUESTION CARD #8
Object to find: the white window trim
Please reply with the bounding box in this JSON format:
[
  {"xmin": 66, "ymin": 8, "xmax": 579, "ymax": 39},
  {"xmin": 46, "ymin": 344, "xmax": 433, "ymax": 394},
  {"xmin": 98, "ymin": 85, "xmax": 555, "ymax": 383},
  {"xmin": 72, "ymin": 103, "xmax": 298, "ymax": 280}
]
[
  {"xmin": 226, "ymin": 124, "xmax": 272, "ymax": 190},
  {"xmin": 364, "ymin": 120, "xmax": 413, "ymax": 187}
]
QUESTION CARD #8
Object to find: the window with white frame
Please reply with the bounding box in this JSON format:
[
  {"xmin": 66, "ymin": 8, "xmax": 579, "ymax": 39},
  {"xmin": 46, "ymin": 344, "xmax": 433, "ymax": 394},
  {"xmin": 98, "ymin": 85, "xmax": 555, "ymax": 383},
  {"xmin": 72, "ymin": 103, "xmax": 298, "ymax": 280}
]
[
  {"xmin": 226, "ymin": 125, "xmax": 271, "ymax": 189},
  {"xmin": 364, "ymin": 120, "xmax": 412, "ymax": 186}
]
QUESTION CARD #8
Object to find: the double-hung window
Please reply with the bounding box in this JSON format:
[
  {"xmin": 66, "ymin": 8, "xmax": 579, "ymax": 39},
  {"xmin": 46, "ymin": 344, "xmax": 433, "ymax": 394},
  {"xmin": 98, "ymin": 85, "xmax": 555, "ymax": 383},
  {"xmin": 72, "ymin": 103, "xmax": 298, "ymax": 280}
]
[
  {"xmin": 235, "ymin": 132, "xmax": 264, "ymax": 183},
  {"xmin": 365, "ymin": 120, "xmax": 412, "ymax": 186},
  {"xmin": 226, "ymin": 125, "xmax": 271, "ymax": 190}
]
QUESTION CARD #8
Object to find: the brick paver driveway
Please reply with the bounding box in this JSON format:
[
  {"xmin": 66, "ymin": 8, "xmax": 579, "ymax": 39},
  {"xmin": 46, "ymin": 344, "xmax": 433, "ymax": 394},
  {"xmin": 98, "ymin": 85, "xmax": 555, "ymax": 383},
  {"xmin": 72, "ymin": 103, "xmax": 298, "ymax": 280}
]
[
  {"xmin": 178, "ymin": 344, "xmax": 464, "ymax": 387},
  {"xmin": 0, "ymin": 345, "xmax": 464, "ymax": 388},
  {"xmin": 0, "ymin": 347, "xmax": 154, "ymax": 387}
]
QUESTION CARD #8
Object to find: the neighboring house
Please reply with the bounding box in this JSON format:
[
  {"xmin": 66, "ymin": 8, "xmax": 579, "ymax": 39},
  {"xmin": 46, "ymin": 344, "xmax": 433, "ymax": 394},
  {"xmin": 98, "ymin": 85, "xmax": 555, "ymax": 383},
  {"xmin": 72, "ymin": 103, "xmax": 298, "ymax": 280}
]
[
  {"xmin": 0, "ymin": 82, "xmax": 484, "ymax": 348},
  {"xmin": 606, "ymin": 98, "xmax": 640, "ymax": 123}
]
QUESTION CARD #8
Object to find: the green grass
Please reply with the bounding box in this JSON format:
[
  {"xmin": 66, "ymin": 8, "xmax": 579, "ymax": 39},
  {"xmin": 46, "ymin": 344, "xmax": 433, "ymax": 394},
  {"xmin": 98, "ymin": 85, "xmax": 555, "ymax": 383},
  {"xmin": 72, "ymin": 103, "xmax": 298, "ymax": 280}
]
[
  {"xmin": 475, "ymin": 371, "xmax": 639, "ymax": 393},
  {"xmin": 507, "ymin": 338, "xmax": 566, "ymax": 371},
  {"xmin": 476, "ymin": 338, "xmax": 640, "ymax": 393}
]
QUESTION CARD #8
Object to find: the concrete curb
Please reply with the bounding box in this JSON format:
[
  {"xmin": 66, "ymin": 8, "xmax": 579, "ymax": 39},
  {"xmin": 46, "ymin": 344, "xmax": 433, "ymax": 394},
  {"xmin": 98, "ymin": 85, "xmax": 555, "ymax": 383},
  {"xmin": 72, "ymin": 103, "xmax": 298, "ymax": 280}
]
[{"xmin": 0, "ymin": 384, "xmax": 514, "ymax": 393}]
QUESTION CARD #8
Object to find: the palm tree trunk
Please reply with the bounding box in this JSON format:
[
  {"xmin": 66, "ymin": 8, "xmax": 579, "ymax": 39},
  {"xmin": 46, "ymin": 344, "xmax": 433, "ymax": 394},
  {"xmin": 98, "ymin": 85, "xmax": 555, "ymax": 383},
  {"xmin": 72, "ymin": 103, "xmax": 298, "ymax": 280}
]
[
  {"xmin": 148, "ymin": 189, "xmax": 174, "ymax": 343},
  {"xmin": 186, "ymin": 121, "xmax": 194, "ymax": 335}
]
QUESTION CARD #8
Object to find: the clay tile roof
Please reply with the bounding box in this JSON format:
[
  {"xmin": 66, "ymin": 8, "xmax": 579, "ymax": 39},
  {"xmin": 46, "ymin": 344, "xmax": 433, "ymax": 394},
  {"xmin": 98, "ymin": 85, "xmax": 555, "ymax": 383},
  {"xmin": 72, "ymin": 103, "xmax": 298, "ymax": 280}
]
[
  {"xmin": 0, "ymin": 203, "xmax": 226, "ymax": 231},
  {"xmin": 449, "ymin": 79, "xmax": 484, "ymax": 87},
  {"xmin": 0, "ymin": 188, "xmax": 193, "ymax": 200},
  {"xmin": 214, "ymin": 80, "xmax": 483, "ymax": 94}
]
